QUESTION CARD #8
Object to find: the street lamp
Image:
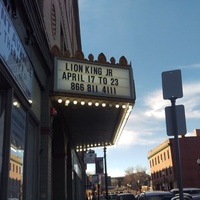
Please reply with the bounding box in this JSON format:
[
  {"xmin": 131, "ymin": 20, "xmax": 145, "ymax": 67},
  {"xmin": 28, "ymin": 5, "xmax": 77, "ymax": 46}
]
[{"xmin": 197, "ymin": 158, "xmax": 200, "ymax": 167}]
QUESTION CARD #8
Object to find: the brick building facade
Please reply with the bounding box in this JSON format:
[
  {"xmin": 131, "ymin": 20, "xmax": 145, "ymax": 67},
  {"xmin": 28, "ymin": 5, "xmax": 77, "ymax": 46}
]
[
  {"xmin": 0, "ymin": 0, "xmax": 135, "ymax": 199},
  {"xmin": 148, "ymin": 129, "xmax": 200, "ymax": 190},
  {"xmin": 0, "ymin": 0, "xmax": 82, "ymax": 199}
]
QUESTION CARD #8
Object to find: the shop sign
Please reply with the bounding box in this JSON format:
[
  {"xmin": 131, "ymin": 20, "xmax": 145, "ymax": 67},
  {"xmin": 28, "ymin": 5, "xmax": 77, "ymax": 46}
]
[
  {"xmin": 0, "ymin": 1, "xmax": 33, "ymax": 100},
  {"xmin": 84, "ymin": 152, "xmax": 96, "ymax": 164},
  {"xmin": 95, "ymin": 157, "xmax": 104, "ymax": 174},
  {"xmin": 55, "ymin": 58, "xmax": 134, "ymax": 99}
]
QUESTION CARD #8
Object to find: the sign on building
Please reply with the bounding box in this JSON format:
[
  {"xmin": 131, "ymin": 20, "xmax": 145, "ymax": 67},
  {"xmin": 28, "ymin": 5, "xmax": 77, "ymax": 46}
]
[
  {"xmin": 84, "ymin": 151, "xmax": 96, "ymax": 164},
  {"xmin": 54, "ymin": 58, "xmax": 134, "ymax": 99},
  {"xmin": 0, "ymin": 1, "xmax": 33, "ymax": 100}
]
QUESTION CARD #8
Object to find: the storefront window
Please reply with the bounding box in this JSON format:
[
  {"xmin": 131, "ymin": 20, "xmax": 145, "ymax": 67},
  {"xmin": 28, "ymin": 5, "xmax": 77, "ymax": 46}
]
[
  {"xmin": 8, "ymin": 98, "xmax": 26, "ymax": 199},
  {"xmin": 0, "ymin": 93, "xmax": 5, "ymax": 183}
]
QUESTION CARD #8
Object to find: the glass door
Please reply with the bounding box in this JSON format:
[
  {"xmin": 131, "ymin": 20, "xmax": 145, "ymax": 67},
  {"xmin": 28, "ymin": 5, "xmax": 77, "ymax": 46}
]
[
  {"xmin": 0, "ymin": 92, "xmax": 5, "ymax": 185},
  {"xmin": 8, "ymin": 97, "xmax": 26, "ymax": 199}
]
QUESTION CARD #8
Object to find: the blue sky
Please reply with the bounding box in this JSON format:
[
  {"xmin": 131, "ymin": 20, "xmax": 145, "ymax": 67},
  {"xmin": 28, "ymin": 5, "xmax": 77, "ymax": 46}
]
[{"xmin": 78, "ymin": 0, "xmax": 200, "ymax": 177}]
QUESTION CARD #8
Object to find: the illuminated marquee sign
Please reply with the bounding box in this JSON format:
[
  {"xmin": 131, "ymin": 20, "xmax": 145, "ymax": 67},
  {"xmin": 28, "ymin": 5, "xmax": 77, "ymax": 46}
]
[{"xmin": 55, "ymin": 58, "xmax": 134, "ymax": 98}]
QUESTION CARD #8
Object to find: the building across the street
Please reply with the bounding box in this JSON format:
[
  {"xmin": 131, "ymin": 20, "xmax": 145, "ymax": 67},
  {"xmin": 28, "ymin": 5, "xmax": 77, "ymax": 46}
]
[
  {"xmin": 148, "ymin": 129, "xmax": 200, "ymax": 190},
  {"xmin": 0, "ymin": 0, "xmax": 136, "ymax": 199}
]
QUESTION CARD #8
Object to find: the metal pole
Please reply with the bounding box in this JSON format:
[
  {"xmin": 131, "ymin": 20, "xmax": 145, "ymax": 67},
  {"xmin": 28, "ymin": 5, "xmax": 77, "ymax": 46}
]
[
  {"xmin": 104, "ymin": 147, "xmax": 109, "ymax": 200},
  {"xmin": 197, "ymin": 159, "xmax": 200, "ymax": 187},
  {"xmin": 97, "ymin": 183, "xmax": 100, "ymax": 200},
  {"xmin": 171, "ymin": 99, "xmax": 184, "ymax": 200}
]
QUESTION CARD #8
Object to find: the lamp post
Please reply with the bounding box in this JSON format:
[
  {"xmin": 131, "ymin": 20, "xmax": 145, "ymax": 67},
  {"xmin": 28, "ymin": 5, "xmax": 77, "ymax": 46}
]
[
  {"xmin": 103, "ymin": 147, "xmax": 108, "ymax": 200},
  {"xmin": 137, "ymin": 180, "xmax": 140, "ymax": 193}
]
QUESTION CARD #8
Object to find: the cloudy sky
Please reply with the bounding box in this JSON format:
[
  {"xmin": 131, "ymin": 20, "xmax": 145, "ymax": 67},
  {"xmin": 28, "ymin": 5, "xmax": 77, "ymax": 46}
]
[{"xmin": 78, "ymin": 0, "xmax": 200, "ymax": 177}]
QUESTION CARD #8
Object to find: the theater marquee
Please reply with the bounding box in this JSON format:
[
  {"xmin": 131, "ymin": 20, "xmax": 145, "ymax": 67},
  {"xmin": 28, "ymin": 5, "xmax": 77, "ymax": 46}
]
[{"xmin": 54, "ymin": 58, "xmax": 134, "ymax": 99}]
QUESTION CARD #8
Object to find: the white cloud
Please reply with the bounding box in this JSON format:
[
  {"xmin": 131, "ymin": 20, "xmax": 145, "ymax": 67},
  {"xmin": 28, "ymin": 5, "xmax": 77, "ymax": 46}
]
[
  {"xmin": 143, "ymin": 89, "xmax": 167, "ymax": 119},
  {"xmin": 181, "ymin": 82, "xmax": 200, "ymax": 118},
  {"xmin": 180, "ymin": 63, "xmax": 200, "ymax": 69},
  {"xmin": 108, "ymin": 169, "xmax": 125, "ymax": 177},
  {"xmin": 118, "ymin": 80, "xmax": 200, "ymax": 147},
  {"xmin": 140, "ymin": 81, "xmax": 200, "ymax": 120},
  {"xmin": 117, "ymin": 127, "xmax": 168, "ymax": 147}
]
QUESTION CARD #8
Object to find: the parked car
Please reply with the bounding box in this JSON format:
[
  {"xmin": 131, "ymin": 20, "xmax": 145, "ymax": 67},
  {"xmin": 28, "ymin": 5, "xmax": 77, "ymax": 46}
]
[
  {"xmin": 8, "ymin": 199, "xmax": 19, "ymax": 200},
  {"xmin": 99, "ymin": 195, "xmax": 105, "ymax": 200},
  {"xmin": 99, "ymin": 194, "xmax": 118, "ymax": 200},
  {"xmin": 171, "ymin": 188, "xmax": 200, "ymax": 196},
  {"xmin": 116, "ymin": 193, "xmax": 136, "ymax": 200},
  {"xmin": 192, "ymin": 195, "xmax": 200, "ymax": 200},
  {"xmin": 171, "ymin": 193, "xmax": 193, "ymax": 200},
  {"xmin": 109, "ymin": 194, "xmax": 118, "ymax": 200},
  {"xmin": 135, "ymin": 194, "xmax": 140, "ymax": 200},
  {"xmin": 138, "ymin": 191, "xmax": 174, "ymax": 200}
]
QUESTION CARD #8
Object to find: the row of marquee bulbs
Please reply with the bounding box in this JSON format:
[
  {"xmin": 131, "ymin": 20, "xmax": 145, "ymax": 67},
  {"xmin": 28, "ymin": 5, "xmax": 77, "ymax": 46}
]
[
  {"xmin": 57, "ymin": 98, "xmax": 132, "ymax": 109},
  {"xmin": 76, "ymin": 142, "xmax": 112, "ymax": 152}
]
